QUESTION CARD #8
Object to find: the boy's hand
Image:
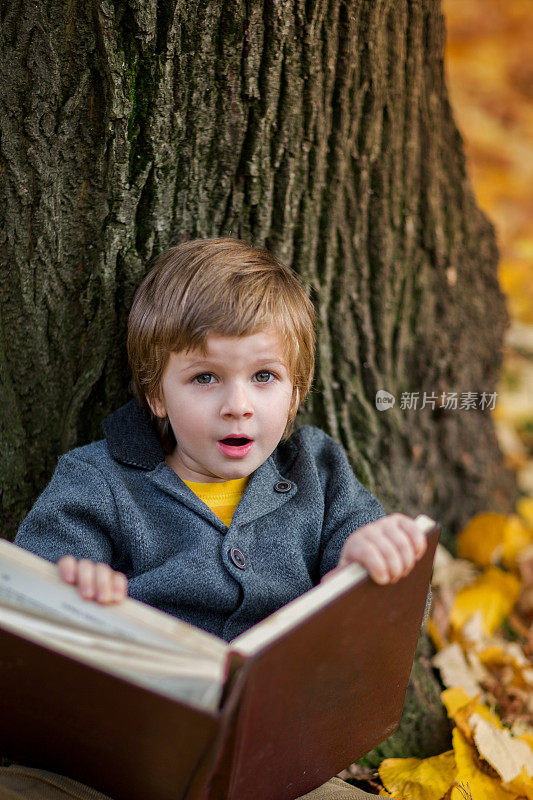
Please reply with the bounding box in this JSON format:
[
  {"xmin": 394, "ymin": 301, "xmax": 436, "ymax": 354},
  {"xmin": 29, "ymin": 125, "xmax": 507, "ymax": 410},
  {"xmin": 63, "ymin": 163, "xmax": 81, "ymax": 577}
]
[
  {"xmin": 334, "ymin": 513, "xmax": 427, "ymax": 585},
  {"xmin": 57, "ymin": 556, "xmax": 128, "ymax": 604}
]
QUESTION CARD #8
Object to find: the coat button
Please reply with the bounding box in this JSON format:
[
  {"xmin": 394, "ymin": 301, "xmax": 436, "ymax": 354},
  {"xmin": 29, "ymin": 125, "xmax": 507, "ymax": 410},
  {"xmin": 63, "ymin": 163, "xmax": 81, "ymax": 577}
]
[
  {"xmin": 229, "ymin": 547, "xmax": 246, "ymax": 569},
  {"xmin": 274, "ymin": 480, "xmax": 292, "ymax": 493}
]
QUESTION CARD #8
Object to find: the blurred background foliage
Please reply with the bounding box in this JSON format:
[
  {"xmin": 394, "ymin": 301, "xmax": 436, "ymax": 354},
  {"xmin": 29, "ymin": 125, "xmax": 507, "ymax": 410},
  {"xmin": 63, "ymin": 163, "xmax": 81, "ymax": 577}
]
[{"xmin": 442, "ymin": 0, "xmax": 533, "ymax": 498}]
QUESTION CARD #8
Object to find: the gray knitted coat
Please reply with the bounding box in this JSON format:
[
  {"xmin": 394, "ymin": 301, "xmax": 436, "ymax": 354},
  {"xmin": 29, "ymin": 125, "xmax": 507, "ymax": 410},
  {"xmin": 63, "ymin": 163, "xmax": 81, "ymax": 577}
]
[{"xmin": 15, "ymin": 400, "xmax": 386, "ymax": 641}]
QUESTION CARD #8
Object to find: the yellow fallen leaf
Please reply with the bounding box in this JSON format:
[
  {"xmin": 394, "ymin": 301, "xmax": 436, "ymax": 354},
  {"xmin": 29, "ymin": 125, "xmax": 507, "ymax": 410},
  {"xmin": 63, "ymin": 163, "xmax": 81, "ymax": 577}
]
[
  {"xmin": 460, "ymin": 611, "xmax": 485, "ymax": 646},
  {"xmin": 457, "ymin": 513, "xmax": 508, "ymax": 566},
  {"xmin": 433, "ymin": 644, "xmax": 481, "ymax": 698},
  {"xmin": 517, "ymin": 497, "xmax": 533, "ymax": 529},
  {"xmin": 520, "ymin": 732, "xmax": 533, "ymax": 751},
  {"xmin": 456, "ymin": 512, "xmax": 533, "ymax": 571},
  {"xmin": 519, "ymin": 463, "xmax": 533, "ymax": 500},
  {"xmin": 441, "ymin": 686, "xmax": 477, "ymax": 718},
  {"xmin": 502, "ymin": 515, "xmax": 533, "ymax": 569},
  {"xmin": 479, "ymin": 640, "xmax": 533, "ymax": 689},
  {"xmin": 441, "ymin": 686, "xmax": 503, "ymax": 744},
  {"xmin": 432, "ymin": 545, "xmax": 479, "ymax": 591},
  {"xmin": 495, "ymin": 419, "xmax": 529, "ymax": 470},
  {"xmin": 469, "ymin": 712, "xmax": 533, "ymax": 783},
  {"xmin": 451, "ymin": 728, "xmax": 517, "ymax": 800},
  {"xmin": 506, "ymin": 766, "xmax": 533, "ymax": 800},
  {"xmin": 517, "ymin": 543, "xmax": 533, "ymax": 589},
  {"xmin": 465, "ymin": 650, "xmax": 492, "ymax": 686},
  {"xmin": 426, "ymin": 617, "xmax": 447, "ymax": 652},
  {"xmin": 479, "ymin": 641, "xmax": 523, "ymax": 667},
  {"xmin": 450, "ymin": 567, "xmax": 521, "ymax": 637},
  {"xmin": 379, "ymin": 751, "xmax": 456, "ymax": 800}
]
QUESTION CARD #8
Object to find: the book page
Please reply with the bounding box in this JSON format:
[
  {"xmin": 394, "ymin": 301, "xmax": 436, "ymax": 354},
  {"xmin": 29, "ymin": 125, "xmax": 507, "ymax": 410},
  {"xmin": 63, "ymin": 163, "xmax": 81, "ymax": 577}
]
[
  {"xmin": 0, "ymin": 540, "xmax": 227, "ymax": 660},
  {"xmin": 0, "ymin": 603, "xmax": 224, "ymax": 710}
]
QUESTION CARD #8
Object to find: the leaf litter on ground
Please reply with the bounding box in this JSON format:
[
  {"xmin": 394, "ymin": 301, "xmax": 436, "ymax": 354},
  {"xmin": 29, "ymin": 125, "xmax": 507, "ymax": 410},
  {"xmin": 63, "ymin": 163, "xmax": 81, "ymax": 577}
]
[{"xmin": 375, "ymin": 504, "xmax": 533, "ymax": 800}]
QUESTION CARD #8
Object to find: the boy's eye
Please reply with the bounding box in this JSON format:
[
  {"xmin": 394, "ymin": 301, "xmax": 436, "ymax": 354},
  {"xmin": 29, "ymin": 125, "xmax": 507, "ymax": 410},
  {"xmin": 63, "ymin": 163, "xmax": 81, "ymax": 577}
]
[
  {"xmin": 254, "ymin": 371, "xmax": 275, "ymax": 383},
  {"xmin": 193, "ymin": 373, "xmax": 216, "ymax": 385}
]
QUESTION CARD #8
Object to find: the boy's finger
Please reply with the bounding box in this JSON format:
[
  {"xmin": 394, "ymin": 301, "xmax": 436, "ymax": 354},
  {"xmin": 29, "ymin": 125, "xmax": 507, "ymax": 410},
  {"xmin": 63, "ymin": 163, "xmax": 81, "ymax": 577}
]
[
  {"xmin": 112, "ymin": 572, "xmax": 128, "ymax": 602},
  {"xmin": 397, "ymin": 516, "xmax": 427, "ymax": 557},
  {"xmin": 382, "ymin": 527, "xmax": 417, "ymax": 575},
  {"xmin": 77, "ymin": 559, "xmax": 97, "ymax": 599},
  {"xmin": 372, "ymin": 534, "xmax": 408, "ymax": 582},
  {"xmin": 95, "ymin": 563, "xmax": 113, "ymax": 604},
  {"xmin": 357, "ymin": 541, "xmax": 391, "ymax": 584},
  {"xmin": 57, "ymin": 555, "xmax": 77, "ymax": 584}
]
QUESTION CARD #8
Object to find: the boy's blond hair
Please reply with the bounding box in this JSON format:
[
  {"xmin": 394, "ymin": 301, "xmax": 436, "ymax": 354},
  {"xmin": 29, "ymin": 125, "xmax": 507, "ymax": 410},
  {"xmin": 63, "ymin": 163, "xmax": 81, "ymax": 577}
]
[{"xmin": 128, "ymin": 238, "xmax": 316, "ymax": 450}]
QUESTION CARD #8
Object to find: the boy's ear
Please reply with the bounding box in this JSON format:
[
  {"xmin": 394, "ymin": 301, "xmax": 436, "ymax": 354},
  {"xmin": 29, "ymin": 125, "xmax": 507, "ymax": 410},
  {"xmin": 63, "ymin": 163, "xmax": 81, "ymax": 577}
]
[{"xmin": 146, "ymin": 394, "xmax": 167, "ymax": 419}]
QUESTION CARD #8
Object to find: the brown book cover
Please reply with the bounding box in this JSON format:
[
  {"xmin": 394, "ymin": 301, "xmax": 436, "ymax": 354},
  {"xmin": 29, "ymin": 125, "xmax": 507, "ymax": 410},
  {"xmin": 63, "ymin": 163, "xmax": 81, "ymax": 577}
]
[{"xmin": 0, "ymin": 519, "xmax": 439, "ymax": 800}]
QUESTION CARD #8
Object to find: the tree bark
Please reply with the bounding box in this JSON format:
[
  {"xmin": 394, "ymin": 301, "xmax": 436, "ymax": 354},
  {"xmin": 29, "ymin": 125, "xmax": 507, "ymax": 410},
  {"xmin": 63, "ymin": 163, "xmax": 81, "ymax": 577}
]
[{"xmin": 0, "ymin": 0, "xmax": 515, "ymax": 759}]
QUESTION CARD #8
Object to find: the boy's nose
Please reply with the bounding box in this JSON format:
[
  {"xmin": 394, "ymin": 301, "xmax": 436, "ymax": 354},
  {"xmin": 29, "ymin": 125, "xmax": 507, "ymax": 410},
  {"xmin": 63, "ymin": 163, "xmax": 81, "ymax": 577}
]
[{"xmin": 220, "ymin": 383, "xmax": 253, "ymax": 418}]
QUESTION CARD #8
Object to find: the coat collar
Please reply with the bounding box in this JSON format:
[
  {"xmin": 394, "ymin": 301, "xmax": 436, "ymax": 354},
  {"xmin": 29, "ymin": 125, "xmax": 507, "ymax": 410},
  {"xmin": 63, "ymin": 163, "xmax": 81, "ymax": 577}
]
[
  {"xmin": 102, "ymin": 399, "xmax": 298, "ymax": 527},
  {"xmin": 102, "ymin": 399, "xmax": 165, "ymax": 470}
]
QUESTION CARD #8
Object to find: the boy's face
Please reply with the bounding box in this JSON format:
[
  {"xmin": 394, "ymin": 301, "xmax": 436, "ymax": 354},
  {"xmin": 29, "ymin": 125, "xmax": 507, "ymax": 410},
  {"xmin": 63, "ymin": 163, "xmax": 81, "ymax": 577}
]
[{"xmin": 148, "ymin": 329, "xmax": 295, "ymax": 482}]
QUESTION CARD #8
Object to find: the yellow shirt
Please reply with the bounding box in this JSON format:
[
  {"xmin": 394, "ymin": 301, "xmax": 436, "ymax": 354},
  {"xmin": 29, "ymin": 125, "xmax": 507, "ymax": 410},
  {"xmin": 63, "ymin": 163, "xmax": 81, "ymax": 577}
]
[{"xmin": 182, "ymin": 476, "xmax": 249, "ymax": 528}]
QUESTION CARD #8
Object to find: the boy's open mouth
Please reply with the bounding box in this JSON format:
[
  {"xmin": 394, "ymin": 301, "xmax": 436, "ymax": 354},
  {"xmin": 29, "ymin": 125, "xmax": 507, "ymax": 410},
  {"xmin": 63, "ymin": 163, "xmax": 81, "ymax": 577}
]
[
  {"xmin": 219, "ymin": 437, "xmax": 253, "ymax": 447},
  {"xmin": 217, "ymin": 436, "xmax": 254, "ymax": 458}
]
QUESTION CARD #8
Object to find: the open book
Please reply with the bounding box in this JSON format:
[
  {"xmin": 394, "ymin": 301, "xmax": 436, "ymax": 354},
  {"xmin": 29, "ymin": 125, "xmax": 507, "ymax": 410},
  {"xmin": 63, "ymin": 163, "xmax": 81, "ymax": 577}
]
[{"xmin": 0, "ymin": 515, "xmax": 439, "ymax": 800}]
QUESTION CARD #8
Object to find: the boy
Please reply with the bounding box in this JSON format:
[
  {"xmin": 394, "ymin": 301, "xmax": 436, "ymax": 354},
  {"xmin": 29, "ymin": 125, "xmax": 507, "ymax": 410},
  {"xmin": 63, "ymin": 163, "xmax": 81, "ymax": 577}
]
[{"xmin": 10, "ymin": 238, "xmax": 425, "ymax": 799}]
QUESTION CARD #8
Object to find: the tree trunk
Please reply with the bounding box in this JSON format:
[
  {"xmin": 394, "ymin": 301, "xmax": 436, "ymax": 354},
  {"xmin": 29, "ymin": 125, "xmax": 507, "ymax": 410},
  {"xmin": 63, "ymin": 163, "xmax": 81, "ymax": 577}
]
[{"xmin": 0, "ymin": 0, "xmax": 515, "ymax": 759}]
